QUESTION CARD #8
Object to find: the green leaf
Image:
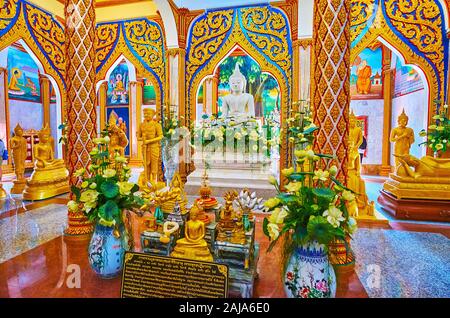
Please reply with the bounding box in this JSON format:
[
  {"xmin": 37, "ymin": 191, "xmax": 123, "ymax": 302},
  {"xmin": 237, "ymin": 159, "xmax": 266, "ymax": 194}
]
[
  {"xmin": 315, "ymin": 153, "xmax": 335, "ymax": 159},
  {"xmin": 262, "ymin": 218, "xmax": 270, "ymax": 237},
  {"xmin": 277, "ymin": 193, "xmax": 297, "ymax": 204},
  {"xmin": 98, "ymin": 200, "xmax": 120, "ymax": 221},
  {"xmin": 293, "ymin": 225, "xmax": 307, "ymax": 244},
  {"xmin": 287, "ymin": 173, "xmax": 305, "ymax": 181},
  {"xmin": 312, "ymin": 188, "xmax": 335, "ymax": 201},
  {"xmin": 307, "ymin": 216, "xmax": 334, "ymax": 245},
  {"xmin": 71, "ymin": 185, "xmax": 81, "ymax": 201},
  {"xmin": 100, "ymin": 181, "xmax": 119, "ymax": 199},
  {"xmin": 130, "ymin": 184, "xmax": 140, "ymax": 194}
]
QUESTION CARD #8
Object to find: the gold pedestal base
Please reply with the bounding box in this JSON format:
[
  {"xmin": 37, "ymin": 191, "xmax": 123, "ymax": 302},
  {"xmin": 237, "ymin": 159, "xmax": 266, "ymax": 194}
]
[
  {"xmin": 171, "ymin": 246, "xmax": 213, "ymax": 262},
  {"xmin": 383, "ymin": 175, "xmax": 450, "ymax": 200},
  {"xmin": 23, "ymin": 166, "xmax": 69, "ymax": 200},
  {"xmin": 356, "ymin": 209, "xmax": 389, "ymax": 226},
  {"xmin": 11, "ymin": 179, "xmax": 27, "ymax": 194}
]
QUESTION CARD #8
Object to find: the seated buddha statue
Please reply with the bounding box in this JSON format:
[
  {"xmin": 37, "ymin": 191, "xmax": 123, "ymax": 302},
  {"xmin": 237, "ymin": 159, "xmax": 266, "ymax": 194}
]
[
  {"xmin": 216, "ymin": 190, "xmax": 239, "ymax": 241},
  {"xmin": 23, "ymin": 124, "xmax": 69, "ymax": 200},
  {"xmin": 347, "ymin": 111, "xmax": 375, "ymax": 217},
  {"xmin": 230, "ymin": 213, "xmax": 247, "ymax": 245},
  {"xmin": 170, "ymin": 205, "xmax": 213, "ymax": 262},
  {"xmin": 158, "ymin": 172, "xmax": 188, "ymax": 214}
]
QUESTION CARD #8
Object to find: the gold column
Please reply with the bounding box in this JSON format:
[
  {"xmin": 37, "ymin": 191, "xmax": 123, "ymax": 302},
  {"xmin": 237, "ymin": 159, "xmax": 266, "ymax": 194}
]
[
  {"xmin": 292, "ymin": 40, "xmax": 300, "ymax": 103},
  {"xmin": 129, "ymin": 80, "xmax": 143, "ymax": 165},
  {"xmin": 39, "ymin": 75, "xmax": 51, "ymax": 127},
  {"xmin": 312, "ymin": 0, "xmax": 351, "ymax": 184},
  {"xmin": 212, "ymin": 72, "xmax": 219, "ymax": 114},
  {"xmin": 380, "ymin": 47, "xmax": 393, "ymax": 176},
  {"xmin": 64, "ymin": 0, "xmax": 96, "ymax": 237},
  {"xmin": 98, "ymin": 81, "xmax": 107, "ymax": 130},
  {"xmin": 312, "ymin": 0, "xmax": 354, "ymax": 272}
]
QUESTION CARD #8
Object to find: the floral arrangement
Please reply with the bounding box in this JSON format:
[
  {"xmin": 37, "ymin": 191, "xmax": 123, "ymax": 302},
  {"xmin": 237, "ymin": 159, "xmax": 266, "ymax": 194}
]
[
  {"xmin": 262, "ymin": 104, "xmax": 357, "ymax": 252},
  {"xmin": 419, "ymin": 100, "xmax": 449, "ymax": 156},
  {"xmin": 192, "ymin": 114, "xmax": 278, "ymax": 154},
  {"xmin": 67, "ymin": 128, "xmax": 143, "ymax": 227}
]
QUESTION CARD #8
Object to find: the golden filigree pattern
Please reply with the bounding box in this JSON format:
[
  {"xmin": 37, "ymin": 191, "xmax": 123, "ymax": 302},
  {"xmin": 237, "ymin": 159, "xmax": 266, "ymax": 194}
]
[
  {"xmin": 384, "ymin": 0, "xmax": 446, "ymax": 99},
  {"xmin": 240, "ymin": 7, "xmax": 291, "ymax": 70},
  {"xmin": 0, "ymin": 0, "xmax": 19, "ymax": 34},
  {"xmin": 24, "ymin": 2, "xmax": 65, "ymax": 81},
  {"xmin": 350, "ymin": 0, "xmax": 377, "ymax": 42},
  {"xmin": 313, "ymin": 0, "xmax": 351, "ymax": 183},
  {"xmin": 124, "ymin": 19, "xmax": 165, "ymax": 84},
  {"xmin": 95, "ymin": 23, "xmax": 119, "ymax": 71},
  {"xmin": 186, "ymin": 9, "xmax": 234, "ymax": 83}
]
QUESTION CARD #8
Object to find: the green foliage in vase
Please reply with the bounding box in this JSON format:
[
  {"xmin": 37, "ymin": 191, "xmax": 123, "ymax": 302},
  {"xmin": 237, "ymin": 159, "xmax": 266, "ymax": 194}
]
[
  {"xmin": 419, "ymin": 100, "xmax": 449, "ymax": 155},
  {"xmin": 263, "ymin": 102, "xmax": 358, "ymax": 251},
  {"xmin": 67, "ymin": 128, "xmax": 144, "ymax": 228}
]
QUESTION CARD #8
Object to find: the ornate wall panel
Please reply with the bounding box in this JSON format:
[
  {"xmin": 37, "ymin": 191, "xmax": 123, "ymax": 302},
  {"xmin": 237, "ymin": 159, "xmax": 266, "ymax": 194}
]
[
  {"xmin": 95, "ymin": 18, "xmax": 166, "ymax": 111},
  {"xmin": 351, "ymin": 0, "xmax": 449, "ymax": 112},
  {"xmin": 185, "ymin": 5, "xmax": 293, "ymax": 178},
  {"xmin": 350, "ymin": 0, "xmax": 378, "ymax": 43},
  {"xmin": 0, "ymin": 0, "xmax": 66, "ymax": 110}
]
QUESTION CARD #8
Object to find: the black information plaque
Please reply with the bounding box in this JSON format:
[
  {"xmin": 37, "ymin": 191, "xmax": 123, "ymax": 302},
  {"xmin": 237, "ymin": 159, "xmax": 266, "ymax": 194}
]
[{"xmin": 120, "ymin": 252, "xmax": 228, "ymax": 298}]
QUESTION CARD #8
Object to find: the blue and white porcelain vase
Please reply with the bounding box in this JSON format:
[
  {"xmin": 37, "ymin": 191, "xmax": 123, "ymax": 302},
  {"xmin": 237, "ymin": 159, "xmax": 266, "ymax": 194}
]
[
  {"xmin": 284, "ymin": 240, "xmax": 336, "ymax": 298},
  {"xmin": 88, "ymin": 223, "xmax": 126, "ymax": 279}
]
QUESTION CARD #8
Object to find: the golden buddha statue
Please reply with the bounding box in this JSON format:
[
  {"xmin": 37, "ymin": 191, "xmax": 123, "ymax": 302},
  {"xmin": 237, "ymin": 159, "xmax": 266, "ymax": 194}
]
[
  {"xmin": 347, "ymin": 111, "xmax": 375, "ymax": 217},
  {"xmin": 10, "ymin": 124, "xmax": 28, "ymax": 194},
  {"xmin": 137, "ymin": 108, "xmax": 163, "ymax": 188},
  {"xmin": 217, "ymin": 190, "xmax": 239, "ymax": 241},
  {"xmin": 383, "ymin": 153, "xmax": 450, "ymax": 200},
  {"xmin": 191, "ymin": 201, "xmax": 210, "ymax": 225},
  {"xmin": 23, "ymin": 124, "xmax": 69, "ymax": 200},
  {"xmin": 108, "ymin": 113, "xmax": 128, "ymax": 158},
  {"xmin": 230, "ymin": 212, "xmax": 247, "ymax": 245},
  {"xmin": 390, "ymin": 110, "xmax": 415, "ymax": 172},
  {"xmin": 170, "ymin": 205, "xmax": 213, "ymax": 262},
  {"xmin": 157, "ymin": 172, "xmax": 188, "ymax": 214},
  {"xmin": 8, "ymin": 68, "xmax": 24, "ymax": 95}
]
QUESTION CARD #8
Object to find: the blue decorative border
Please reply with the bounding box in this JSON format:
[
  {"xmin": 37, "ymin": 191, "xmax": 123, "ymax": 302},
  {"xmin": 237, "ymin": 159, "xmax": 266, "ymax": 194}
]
[{"xmin": 350, "ymin": 0, "xmax": 380, "ymax": 49}]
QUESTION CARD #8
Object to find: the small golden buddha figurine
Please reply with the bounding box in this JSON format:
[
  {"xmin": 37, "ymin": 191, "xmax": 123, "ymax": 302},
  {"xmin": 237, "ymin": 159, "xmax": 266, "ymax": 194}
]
[
  {"xmin": 137, "ymin": 108, "xmax": 163, "ymax": 187},
  {"xmin": 23, "ymin": 124, "xmax": 69, "ymax": 200},
  {"xmin": 10, "ymin": 124, "xmax": 28, "ymax": 194},
  {"xmin": 217, "ymin": 190, "xmax": 239, "ymax": 241},
  {"xmin": 170, "ymin": 205, "xmax": 213, "ymax": 262},
  {"xmin": 390, "ymin": 110, "xmax": 415, "ymax": 172},
  {"xmin": 158, "ymin": 172, "xmax": 188, "ymax": 214},
  {"xmin": 191, "ymin": 201, "xmax": 210, "ymax": 225},
  {"xmin": 230, "ymin": 213, "xmax": 247, "ymax": 245},
  {"xmin": 108, "ymin": 113, "xmax": 128, "ymax": 158},
  {"xmin": 347, "ymin": 111, "xmax": 375, "ymax": 217}
]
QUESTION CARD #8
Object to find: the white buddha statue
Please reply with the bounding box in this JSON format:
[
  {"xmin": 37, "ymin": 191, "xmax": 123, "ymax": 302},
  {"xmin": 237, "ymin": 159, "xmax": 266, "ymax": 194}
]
[{"xmin": 220, "ymin": 64, "xmax": 255, "ymax": 123}]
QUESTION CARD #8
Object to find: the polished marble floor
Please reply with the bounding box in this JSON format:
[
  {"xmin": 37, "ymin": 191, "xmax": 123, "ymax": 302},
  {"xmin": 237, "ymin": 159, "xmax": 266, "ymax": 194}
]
[{"xmin": 0, "ymin": 174, "xmax": 449, "ymax": 298}]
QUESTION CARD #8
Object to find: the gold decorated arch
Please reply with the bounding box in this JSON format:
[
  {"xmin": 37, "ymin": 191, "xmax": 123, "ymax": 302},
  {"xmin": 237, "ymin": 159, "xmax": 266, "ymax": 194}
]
[
  {"xmin": 0, "ymin": 0, "xmax": 67, "ymax": 115},
  {"xmin": 351, "ymin": 0, "xmax": 449, "ymax": 120},
  {"xmin": 95, "ymin": 18, "xmax": 166, "ymax": 116},
  {"xmin": 185, "ymin": 6, "xmax": 293, "ymax": 177}
]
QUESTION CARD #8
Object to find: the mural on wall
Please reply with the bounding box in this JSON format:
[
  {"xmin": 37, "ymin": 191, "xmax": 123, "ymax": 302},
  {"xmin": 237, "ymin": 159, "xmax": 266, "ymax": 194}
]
[
  {"xmin": 7, "ymin": 45, "xmax": 41, "ymax": 102},
  {"xmin": 106, "ymin": 107, "xmax": 130, "ymax": 156},
  {"xmin": 394, "ymin": 58, "xmax": 424, "ymax": 98},
  {"xmin": 107, "ymin": 61, "xmax": 129, "ymax": 105},
  {"xmin": 351, "ymin": 46, "xmax": 383, "ymax": 100},
  {"xmin": 142, "ymin": 78, "xmax": 156, "ymax": 105},
  {"xmin": 217, "ymin": 55, "xmax": 280, "ymax": 118}
]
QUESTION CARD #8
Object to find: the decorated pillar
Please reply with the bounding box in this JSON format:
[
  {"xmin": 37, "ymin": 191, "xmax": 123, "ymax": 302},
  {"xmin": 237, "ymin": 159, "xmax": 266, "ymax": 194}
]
[
  {"xmin": 380, "ymin": 47, "xmax": 393, "ymax": 176},
  {"xmin": 212, "ymin": 72, "xmax": 219, "ymax": 114},
  {"xmin": 39, "ymin": 75, "xmax": 51, "ymax": 127},
  {"xmin": 312, "ymin": 0, "xmax": 351, "ymax": 183},
  {"xmin": 312, "ymin": 0, "xmax": 354, "ymax": 272},
  {"xmin": 64, "ymin": 0, "xmax": 97, "ymax": 237}
]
